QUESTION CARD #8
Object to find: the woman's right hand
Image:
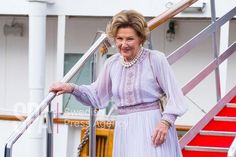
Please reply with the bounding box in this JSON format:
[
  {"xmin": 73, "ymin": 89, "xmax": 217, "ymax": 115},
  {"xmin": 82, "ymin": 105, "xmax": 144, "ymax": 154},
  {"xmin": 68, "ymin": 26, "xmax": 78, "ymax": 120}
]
[{"xmin": 49, "ymin": 82, "xmax": 74, "ymax": 95}]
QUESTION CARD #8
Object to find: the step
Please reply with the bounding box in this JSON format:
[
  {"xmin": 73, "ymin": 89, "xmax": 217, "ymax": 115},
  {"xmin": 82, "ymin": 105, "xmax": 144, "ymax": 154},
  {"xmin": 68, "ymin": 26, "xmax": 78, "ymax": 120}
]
[
  {"xmin": 226, "ymin": 103, "xmax": 236, "ymax": 108},
  {"xmin": 187, "ymin": 134, "xmax": 234, "ymax": 147},
  {"xmin": 217, "ymin": 107, "xmax": 236, "ymax": 117},
  {"xmin": 200, "ymin": 130, "xmax": 236, "ymax": 136},
  {"xmin": 214, "ymin": 116, "xmax": 236, "ymax": 122},
  {"xmin": 182, "ymin": 149, "xmax": 227, "ymax": 157},
  {"xmin": 184, "ymin": 146, "xmax": 229, "ymax": 153},
  {"xmin": 203, "ymin": 120, "xmax": 236, "ymax": 132}
]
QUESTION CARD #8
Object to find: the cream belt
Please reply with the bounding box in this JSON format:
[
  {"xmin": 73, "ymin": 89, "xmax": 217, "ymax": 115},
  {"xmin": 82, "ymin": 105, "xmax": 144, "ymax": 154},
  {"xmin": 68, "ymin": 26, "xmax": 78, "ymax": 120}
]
[{"xmin": 117, "ymin": 101, "xmax": 160, "ymax": 115}]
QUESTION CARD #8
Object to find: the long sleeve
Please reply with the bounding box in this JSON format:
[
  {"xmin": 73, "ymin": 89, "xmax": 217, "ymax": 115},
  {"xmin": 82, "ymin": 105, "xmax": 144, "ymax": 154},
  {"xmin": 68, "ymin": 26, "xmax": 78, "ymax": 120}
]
[
  {"xmin": 150, "ymin": 51, "xmax": 188, "ymax": 124},
  {"xmin": 71, "ymin": 57, "xmax": 113, "ymax": 109}
]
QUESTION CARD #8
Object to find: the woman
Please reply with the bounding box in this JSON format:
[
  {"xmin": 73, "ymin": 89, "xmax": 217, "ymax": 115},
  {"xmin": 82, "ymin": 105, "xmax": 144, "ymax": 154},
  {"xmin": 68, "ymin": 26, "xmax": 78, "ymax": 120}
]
[{"xmin": 49, "ymin": 10, "xmax": 188, "ymax": 157}]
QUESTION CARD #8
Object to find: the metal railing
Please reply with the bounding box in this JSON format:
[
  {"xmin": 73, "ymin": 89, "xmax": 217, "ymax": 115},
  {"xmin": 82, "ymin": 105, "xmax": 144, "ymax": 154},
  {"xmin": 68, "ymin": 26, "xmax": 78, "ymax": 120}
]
[
  {"xmin": 147, "ymin": 0, "xmax": 199, "ymax": 31},
  {"xmin": 175, "ymin": 6, "xmax": 236, "ymax": 156},
  {"xmin": 4, "ymin": 33, "xmax": 108, "ymax": 157},
  {"xmin": 179, "ymin": 42, "xmax": 236, "ymax": 147},
  {"xmin": 164, "ymin": 6, "xmax": 236, "ymax": 154},
  {"xmin": 167, "ymin": 6, "xmax": 236, "ymax": 98},
  {"xmin": 167, "ymin": 6, "xmax": 236, "ymax": 65}
]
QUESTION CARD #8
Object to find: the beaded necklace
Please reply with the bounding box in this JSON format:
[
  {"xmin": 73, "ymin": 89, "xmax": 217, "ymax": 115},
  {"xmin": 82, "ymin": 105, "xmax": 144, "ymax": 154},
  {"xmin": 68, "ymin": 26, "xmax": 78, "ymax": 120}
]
[{"xmin": 120, "ymin": 47, "xmax": 143, "ymax": 68}]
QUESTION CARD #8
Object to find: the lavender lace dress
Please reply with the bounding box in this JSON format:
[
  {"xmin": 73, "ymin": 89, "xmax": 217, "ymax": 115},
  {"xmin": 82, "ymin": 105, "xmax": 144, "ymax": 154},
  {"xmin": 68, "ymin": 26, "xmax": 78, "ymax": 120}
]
[{"xmin": 72, "ymin": 48, "xmax": 188, "ymax": 157}]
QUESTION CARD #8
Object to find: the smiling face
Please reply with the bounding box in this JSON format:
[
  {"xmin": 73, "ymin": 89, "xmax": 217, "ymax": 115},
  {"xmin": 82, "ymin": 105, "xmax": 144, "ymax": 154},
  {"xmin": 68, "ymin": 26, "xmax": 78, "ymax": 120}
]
[{"xmin": 115, "ymin": 27, "xmax": 143, "ymax": 62}]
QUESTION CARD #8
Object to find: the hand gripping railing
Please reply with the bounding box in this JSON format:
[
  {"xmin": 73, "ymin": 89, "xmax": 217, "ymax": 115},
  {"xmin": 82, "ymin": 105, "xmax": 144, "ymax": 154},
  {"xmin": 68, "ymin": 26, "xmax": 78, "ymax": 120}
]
[{"xmin": 4, "ymin": 33, "xmax": 108, "ymax": 157}]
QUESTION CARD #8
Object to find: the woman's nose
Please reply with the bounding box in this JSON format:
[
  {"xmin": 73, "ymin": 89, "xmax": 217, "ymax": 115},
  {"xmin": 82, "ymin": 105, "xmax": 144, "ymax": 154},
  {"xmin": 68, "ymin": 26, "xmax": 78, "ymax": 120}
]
[{"xmin": 120, "ymin": 40, "xmax": 128, "ymax": 46}]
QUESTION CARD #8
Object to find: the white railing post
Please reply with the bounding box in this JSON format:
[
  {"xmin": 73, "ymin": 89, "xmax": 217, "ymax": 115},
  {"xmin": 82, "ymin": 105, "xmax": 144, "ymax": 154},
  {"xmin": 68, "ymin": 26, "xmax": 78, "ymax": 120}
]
[
  {"xmin": 210, "ymin": 0, "xmax": 221, "ymax": 101},
  {"xmin": 228, "ymin": 137, "xmax": 236, "ymax": 157}
]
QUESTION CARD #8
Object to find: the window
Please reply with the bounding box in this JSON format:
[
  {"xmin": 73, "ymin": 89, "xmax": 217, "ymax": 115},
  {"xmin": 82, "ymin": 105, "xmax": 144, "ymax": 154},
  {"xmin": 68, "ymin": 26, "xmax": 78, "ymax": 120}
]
[
  {"xmin": 63, "ymin": 53, "xmax": 116, "ymax": 116},
  {"xmin": 63, "ymin": 53, "xmax": 92, "ymax": 115}
]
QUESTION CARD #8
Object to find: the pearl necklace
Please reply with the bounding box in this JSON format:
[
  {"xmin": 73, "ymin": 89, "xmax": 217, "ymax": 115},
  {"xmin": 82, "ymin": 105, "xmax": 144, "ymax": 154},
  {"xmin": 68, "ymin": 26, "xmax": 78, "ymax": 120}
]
[{"xmin": 121, "ymin": 48, "xmax": 143, "ymax": 68}]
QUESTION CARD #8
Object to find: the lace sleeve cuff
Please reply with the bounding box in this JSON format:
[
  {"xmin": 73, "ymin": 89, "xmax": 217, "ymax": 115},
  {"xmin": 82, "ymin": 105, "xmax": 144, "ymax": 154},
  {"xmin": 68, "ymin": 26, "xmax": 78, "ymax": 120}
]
[
  {"xmin": 161, "ymin": 113, "xmax": 177, "ymax": 126},
  {"xmin": 71, "ymin": 85, "xmax": 93, "ymax": 106}
]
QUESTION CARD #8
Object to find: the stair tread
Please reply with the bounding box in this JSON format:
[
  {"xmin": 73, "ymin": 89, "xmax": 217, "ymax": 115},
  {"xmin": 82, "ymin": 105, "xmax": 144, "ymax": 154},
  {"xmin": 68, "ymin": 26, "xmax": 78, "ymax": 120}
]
[
  {"xmin": 182, "ymin": 96, "xmax": 236, "ymax": 157},
  {"xmin": 203, "ymin": 119, "xmax": 236, "ymax": 132},
  {"xmin": 214, "ymin": 116, "xmax": 236, "ymax": 121},
  {"xmin": 217, "ymin": 107, "xmax": 236, "ymax": 117},
  {"xmin": 200, "ymin": 130, "xmax": 236, "ymax": 136},
  {"xmin": 185, "ymin": 145, "xmax": 229, "ymax": 152},
  {"xmin": 227, "ymin": 103, "xmax": 236, "ymax": 108},
  {"xmin": 229, "ymin": 96, "xmax": 236, "ymax": 103},
  {"xmin": 187, "ymin": 134, "xmax": 234, "ymax": 147},
  {"xmin": 182, "ymin": 149, "xmax": 227, "ymax": 157}
]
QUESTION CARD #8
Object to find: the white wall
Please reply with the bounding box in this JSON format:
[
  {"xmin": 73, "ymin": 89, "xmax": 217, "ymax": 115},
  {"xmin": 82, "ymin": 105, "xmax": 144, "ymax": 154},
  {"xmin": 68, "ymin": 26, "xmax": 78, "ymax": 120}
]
[
  {"xmin": 0, "ymin": 17, "xmax": 28, "ymax": 114},
  {"xmin": 0, "ymin": 0, "xmax": 235, "ymax": 18},
  {"xmin": 228, "ymin": 20, "xmax": 236, "ymax": 92},
  {"xmin": 0, "ymin": 120, "xmax": 30, "ymax": 157}
]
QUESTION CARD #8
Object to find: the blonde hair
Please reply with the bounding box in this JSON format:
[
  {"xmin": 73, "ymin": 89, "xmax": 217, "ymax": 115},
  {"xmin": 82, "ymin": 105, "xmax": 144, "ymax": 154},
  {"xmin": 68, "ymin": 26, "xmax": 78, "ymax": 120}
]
[{"xmin": 106, "ymin": 10, "xmax": 149, "ymax": 45}]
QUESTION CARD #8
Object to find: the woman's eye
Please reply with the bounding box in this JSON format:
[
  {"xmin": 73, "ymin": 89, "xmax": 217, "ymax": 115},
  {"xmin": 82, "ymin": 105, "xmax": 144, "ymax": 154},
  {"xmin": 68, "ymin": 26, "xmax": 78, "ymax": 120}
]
[
  {"xmin": 127, "ymin": 38, "xmax": 134, "ymax": 41},
  {"xmin": 116, "ymin": 37, "xmax": 122, "ymax": 40}
]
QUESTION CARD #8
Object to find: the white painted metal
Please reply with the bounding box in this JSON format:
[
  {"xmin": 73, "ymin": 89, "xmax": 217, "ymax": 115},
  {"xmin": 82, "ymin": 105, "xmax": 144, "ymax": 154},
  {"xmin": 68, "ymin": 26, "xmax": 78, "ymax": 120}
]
[
  {"xmin": 219, "ymin": 22, "xmax": 230, "ymax": 96},
  {"xmin": 182, "ymin": 41, "xmax": 236, "ymax": 95},
  {"xmin": 211, "ymin": 0, "xmax": 221, "ymax": 101},
  {"xmin": 5, "ymin": 93, "xmax": 56, "ymax": 154},
  {"xmin": 167, "ymin": 7, "xmax": 236, "ymax": 65},
  {"xmin": 28, "ymin": 1, "xmax": 47, "ymax": 157},
  {"xmin": 214, "ymin": 116, "xmax": 236, "ymax": 122},
  {"xmin": 227, "ymin": 103, "xmax": 236, "ymax": 108},
  {"xmin": 55, "ymin": 15, "xmax": 66, "ymax": 113},
  {"xmin": 200, "ymin": 130, "xmax": 236, "ymax": 136},
  {"xmin": 228, "ymin": 137, "xmax": 236, "ymax": 157},
  {"xmin": 185, "ymin": 145, "xmax": 229, "ymax": 152}
]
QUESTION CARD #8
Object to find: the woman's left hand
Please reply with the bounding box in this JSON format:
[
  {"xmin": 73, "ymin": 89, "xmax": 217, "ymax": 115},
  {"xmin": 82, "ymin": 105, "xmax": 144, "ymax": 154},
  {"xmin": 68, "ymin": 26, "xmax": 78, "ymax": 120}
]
[{"xmin": 151, "ymin": 121, "xmax": 169, "ymax": 146}]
